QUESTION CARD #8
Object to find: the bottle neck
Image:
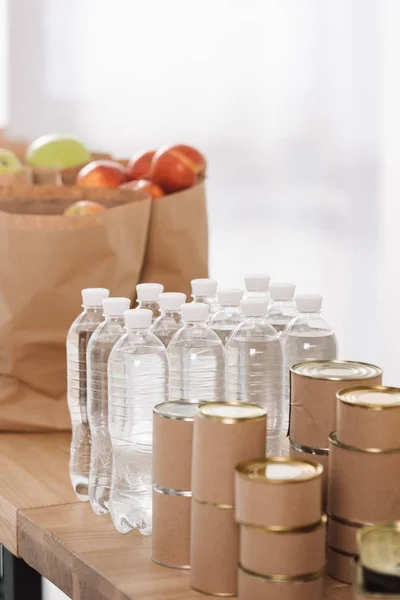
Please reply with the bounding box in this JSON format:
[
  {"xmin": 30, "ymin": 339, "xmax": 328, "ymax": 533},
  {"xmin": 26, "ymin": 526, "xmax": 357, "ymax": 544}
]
[
  {"xmin": 83, "ymin": 305, "xmax": 103, "ymax": 315},
  {"xmin": 126, "ymin": 326, "xmax": 151, "ymax": 334},
  {"xmin": 193, "ymin": 295, "xmax": 216, "ymax": 303},
  {"xmin": 184, "ymin": 320, "xmax": 208, "ymax": 327},
  {"xmin": 105, "ymin": 314, "xmax": 125, "ymax": 323},
  {"xmin": 138, "ymin": 300, "xmax": 158, "ymax": 308},
  {"xmin": 244, "ymin": 315, "xmax": 267, "ymax": 323},
  {"xmin": 160, "ymin": 309, "xmax": 181, "ymax": 318}
]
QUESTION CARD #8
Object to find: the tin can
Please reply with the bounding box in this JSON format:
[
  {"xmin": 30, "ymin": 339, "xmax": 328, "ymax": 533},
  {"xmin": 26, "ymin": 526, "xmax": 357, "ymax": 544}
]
[
  {"xmin": 328, "ymin": 513, "xmax": 370, "ymax": 556},
  {"xmin": 235, "ymin": 457, "xmax": 323, "ymax": 529},
  {"xmin": 328, "ymin": 432, "xmax": 400, "ymax": 523},
  {"xmin": 238, "ymin": 565, "xmax": 324, "ymax": 600},
  {"xmin": 327, "ymin": 545, "xmax": 356, "ymax": 584},
  {"xmin": 289, "ymin": 440, "xmax": 329, "ymax": 505},
  {"xmin": 153, "ymin": 401, "xmax": 197, "ymax": 492},
  {"xmin": 290, "ymin": 360, "xmax": 383, "ymax": 449},
  {"xmin": 357, "ymin": 522, "xmax": 400, "ymax": 595},
  {"xmin": 336, "ymin": 386, "xmax": 400, "ymax": 450},
  {"xmin": 353, "ymin": 564, "xmax": 400, "ymax": 599},
  {"xmin": 152, "ymin": 486, "xmax": 191, "ymax": 569},
  {"xmin": 239, "ymin": 516, "xmax": 326, "ymax": 577},
  {"xmin": 192, "ymin": 402, "xmax": 267, "ymax": 506},
  {"xmin": 190, "ymin": 499, "xmax": 238, "ymax": 596}
]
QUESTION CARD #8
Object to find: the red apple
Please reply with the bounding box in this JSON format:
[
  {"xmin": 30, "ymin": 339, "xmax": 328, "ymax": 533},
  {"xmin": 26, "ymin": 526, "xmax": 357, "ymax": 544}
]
[
  {"xmin": 121, "ymin": 179, "xmax": 165, "ymax": 199},
  {"xmin": 150, "ymin": 144, "xmax": 207, "ymax": 193},
  {"xmin": 127, "ymin": 150, "xmax": 155, "ymax": 180},
  {"xmin": 64, "ymin": 200, "xmax": 106, "ymax": 216},
  {"xmin": 76, "ymin": 160, "xmax": 129, "ymax": 188}
]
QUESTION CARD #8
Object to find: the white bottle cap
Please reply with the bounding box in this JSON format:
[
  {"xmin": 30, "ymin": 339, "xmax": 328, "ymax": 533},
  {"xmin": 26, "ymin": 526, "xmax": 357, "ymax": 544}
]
[
  {"xmin": 136, "ymin": 283, "xmax": 164, "ymax": 302},
  {"xmin": 124, "ymin": 308, "xmax": 153, "ymax": 329},
  {"xmin": 270, "ymin": 283, "xmax": 296, "ymax": 301},
  {"xmin": 296, "ymin": 294, "xmax": 323, "ymax": 313},
  {"xmin": 191, "ymin": 278, "xmax": 218, "ymax": 297},
  {"xmin": 241, "ymin": 297, "xmax": 268, "ymax": 317},
  {"xmin": 181, "ymin": 302, "xmax": 209, "ymax": 322},
  {"xmin": 245, "ymin": 274, "xmax": 270, "ymax": 292},
  {"xmin": 81, "ymin": 288, "xmax": 110, "ymax": 307},
  {"xmin": 102, "ymin": 297, "xmax": 131, "ymax": 316},
  {"xmin": 217, "ymin": 288, "xmax": 244, "ymax": 307},
  {"xmin": 159, "ymin": 292, "xmax": 187, "ymax": 311}
]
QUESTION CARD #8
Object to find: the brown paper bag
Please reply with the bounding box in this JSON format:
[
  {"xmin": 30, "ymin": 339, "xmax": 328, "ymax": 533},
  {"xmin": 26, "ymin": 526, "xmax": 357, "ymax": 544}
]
[
  {"xmin": 0, "ymin": 185, "xmax": 151, "ymax": 431},
  {"xmin": 140, "ymin": 181, "xmax": 208, "ymax": 296}
]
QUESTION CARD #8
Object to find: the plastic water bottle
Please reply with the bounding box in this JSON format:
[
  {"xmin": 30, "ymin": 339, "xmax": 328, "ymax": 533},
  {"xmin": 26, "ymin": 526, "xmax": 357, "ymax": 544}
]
[
  {"xmin": 151, "ymin": 292, "xmax": 187, "ymax": 347},
  {"xmin": 225, "ymin": 297, "xmax": 284, "ymax": 437},
  {"xmin": 209, "ymin": 288, "xmax": 244, "ymax": 344},
  {"xmin": 108, "ymin": 308, "xmax": 168, "ymax": 534},
  {"xmin": 244, "ymin": 274, "xmax": 270, "ymax": 302},
  {"xmin": 282, "ymin": 294, "xmax": 338, "ymax": 427},
  {"xmin": 191, "ymin": 278, "xmax": 218, "ymax": 315},
  {"xmin": 267, "ymin": 283, "xmax": 297, "ymax": 334},
  {"xmin": 136, "ymin": 283, "xmax": 164, "ymax": 321},
  {"xmin": 87, "ymin": 296, "xmax": 131, "ymax": 515},
  {"xmin": 168, "ymin": 303, "xmax": 225, "ymax": 403},
  {"xmin": 66, "ymin": 287, "xmax": 110, "ymax": 501}
]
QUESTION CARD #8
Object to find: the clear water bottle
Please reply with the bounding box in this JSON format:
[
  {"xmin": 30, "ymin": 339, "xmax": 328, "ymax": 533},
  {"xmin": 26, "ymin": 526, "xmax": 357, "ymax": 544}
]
[
  {"xmin": 151, "ymin": 292, "xmax": 186, "ymax": 347},
  {"xmin": 168, "ymin": 303, "xmax": 225, "ymax": 403},
  {"xmin": 190, "ymin": 278, "xmax": 218, "ymax": 315},
  {"xmin": 136, "ymin": 283, "xmax": 164, "ymax": 321},
  {"xmin": 244, "ymin": 274, "xmax": 270, "ymax": 302},
  {"xmin": 66, "ymin": 287, "xmax": 110, "ymax": 501},
  {"xmin": 267, "ymin": 283, "xmax": 297, "ymax": 334},
  {"xmin": 209, "ymin": 288, "xmax": 244, "ymax": 344},
  {"xmin": 282, "ymin": 294, "xmax": 338, "ymax": 426},
  {"xmin": 108, "ymin": 308, "xmax": 168, "ymax": 534},
  {"xmin": 225, "ymin": 297, "xmax": 284, "ymax": 437},
  {"xmin": 87, "ymin": 296, "xmax": 131, "ymax": 515}
]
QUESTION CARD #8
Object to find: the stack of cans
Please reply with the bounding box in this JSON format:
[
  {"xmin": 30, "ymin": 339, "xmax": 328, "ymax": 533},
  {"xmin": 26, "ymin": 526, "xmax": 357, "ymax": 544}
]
[
  {"xmin": 327, "ymin": 386, "xmax": 400, "ymax": 584},
  {"xmin": 235, "ymin": 457, "xmax": 325, "ymax": 600},
  {"xmin": 190, "ymin": 402, "xmax": 267, "ymax": 596},
  {"xmin": 152, "ymin": 401, "xmax": 197, "ymax": 569},
  {"xmin": 289, "ymin": 360, "xmax": 383, "ymax": 503}
]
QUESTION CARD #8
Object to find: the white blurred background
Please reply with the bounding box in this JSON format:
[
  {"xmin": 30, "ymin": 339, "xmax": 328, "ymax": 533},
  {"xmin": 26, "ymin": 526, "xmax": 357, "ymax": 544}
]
[{"xmin": 1, "ymin": 2, "xmax": 400, "ymax": 596}]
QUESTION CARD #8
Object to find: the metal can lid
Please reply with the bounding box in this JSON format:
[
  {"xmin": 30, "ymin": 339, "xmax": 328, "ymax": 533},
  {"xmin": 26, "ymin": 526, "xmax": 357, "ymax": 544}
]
[
  {"xmin": 291, "ymin": 360, "xmax": 382, "ymax": 381},
  {"xmin": 337, "ymin": 386, "xmax": 400, "ymax": 410},
  {"xmin": 236, "ymin": 457, "xmax": 323, "ymax": 484},
  {"xmin": 153, "ymin": 401, "xmax": 198, "ymax": 421},
  {"xmin": 198, "ymin": 402, "xmax": 266, "ymax": 422},
  {"xmin": 358, "ymin": 523, "xmax": 400, "ymax": 577}
]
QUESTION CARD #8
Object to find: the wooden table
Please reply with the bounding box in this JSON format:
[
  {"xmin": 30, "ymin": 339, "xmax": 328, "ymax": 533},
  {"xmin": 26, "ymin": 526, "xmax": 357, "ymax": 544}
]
[{"xmin": 0, "ymin": 432, "xmax": 352, "ymax": 600}]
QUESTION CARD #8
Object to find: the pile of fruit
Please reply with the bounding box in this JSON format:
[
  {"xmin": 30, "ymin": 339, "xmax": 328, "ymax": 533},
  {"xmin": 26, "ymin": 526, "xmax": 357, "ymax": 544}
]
[{"xmin": 0, "ymin": 134, "xmax": 207, "ymax": 215}]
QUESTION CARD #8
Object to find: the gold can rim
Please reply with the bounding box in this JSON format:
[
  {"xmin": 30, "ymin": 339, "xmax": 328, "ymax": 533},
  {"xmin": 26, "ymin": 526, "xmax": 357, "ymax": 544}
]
[
  {"xmin": 329, "ymin": 431, "xmax": 400, "ymax": 454},
  {"xmin": 239, "ymin": 564, "xmax": 324, "ymax": 583},
  {"xmin": 197, "ymin": 401, "xmax": 267, "ymax": 423},
  {"xmin": 153, "ymin": 400, "xmax": 198, "ymax": 421},
  {"xmin": 151, "ymin": 557, "xmax": 190, "ymax": 570},
  {"xmin": 327, "ymin": 512, "xmax": 373, "ymax": 528},
  {"xmin": 236, "ymin": 456, "xmax": 323, "ymax": 484},
  {"xmin": 291, "ymin": 359, "xmax": 382, "ymax": 381},
  {"xmin": 337, "ymin": 385, "xmax": 400, "ymax": 411},
  {"xmin": 357, "ymin": 522, "xmax": 400, "ymax": 576},
  {"xmin": 289, "ymin": 438, "xmax": 329, "ymax": 455},
  {"xmin": 190, "ymin": 585, "xmax": 236, "ymax": 597},
  {"xmin": 327, "ymin": 544, "xmax": 357, "ymax": 559},
  {"xmin": 193, "ymin": 496, "xmax": 235, "ymax": 510},
  {"xmin": 239, "ymin": 514, "xmax": 327, "ymax": 534}
]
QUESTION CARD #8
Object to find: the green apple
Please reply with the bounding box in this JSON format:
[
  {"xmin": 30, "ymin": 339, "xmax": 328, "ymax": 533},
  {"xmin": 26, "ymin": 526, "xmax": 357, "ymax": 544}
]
[
  {"xmin": 26, "ymin": 134, "xmax": 92, "ymax": 169},
  {"xmin": 0, "ymin": 148, "xmax": 23, "ymax": 174}
]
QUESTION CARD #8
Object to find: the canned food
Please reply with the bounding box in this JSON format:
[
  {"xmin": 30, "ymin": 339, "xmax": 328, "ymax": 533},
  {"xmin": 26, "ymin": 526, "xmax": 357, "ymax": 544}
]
[
  {"xmin": 239, "ymin": 516, "xmax": 326, "ymax": 577},
  {"xmin": 328, "ymin": 513, "xmax": 371, "ymax": 556},
  {"xmin": 238, "ymin": 565, "xmax": 324, "ymax": 600},
  {"xmin": 328, "ymin": 432, "xmax": 400, "ymax": 523},
  {"xmin": 290, "ymin": 360, "xmax": 382, "ymax": 449},
  {"xmin": 357, "ymin": 522, "xmax": 400, "ymax": 595},
  {"xmin": 190, "ymin": 498, "xmax": 238, "ymax": 596},
  {"xmin": 153, "ymin": 401, "xmax": 197, "ymax": 492},
  {"xmin": 152, "ymin": 486, "xmax": 191, "ymax": 569},
  {"xmin": 192, "ymin": 401, "xmax": 266, "ymax": 506},
  {"xmin": 289, "ymin": 440, "xmax": 329, "ymax": 505},
  {"xmin": 235, "ymin": 457, "xmax": 323, "ymax": 529},
  {"xmin": 336, "ymin": 386, "xmax": 400, "ymax": 450},
  {"xmin": 327, "ymin": 545, "xmax": 356, "ymax": 584},
  {"xmin": 354, "ymin": 564, "xmax": 400, "ymax": 599}
]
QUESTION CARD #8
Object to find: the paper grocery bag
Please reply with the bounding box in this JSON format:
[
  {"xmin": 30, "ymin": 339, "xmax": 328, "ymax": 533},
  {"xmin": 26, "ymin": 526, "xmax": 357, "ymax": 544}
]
[
  {"xmin": 0, "ymin": 185, "xmax": 151, "ymax": 431},
  {"xmin": 140, "ymin": 181, "xmax": 208, "ymax": 296}
]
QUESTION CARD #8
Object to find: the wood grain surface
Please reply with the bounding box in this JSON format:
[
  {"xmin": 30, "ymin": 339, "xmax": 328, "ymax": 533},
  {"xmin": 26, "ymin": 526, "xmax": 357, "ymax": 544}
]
[
  {"xmin": 18, "ymin": 502, "xmax": 353, "ymax": 600},
  {"xmin": 0, "ymin": 432, "xmax": 76, "ymax": 554}
]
